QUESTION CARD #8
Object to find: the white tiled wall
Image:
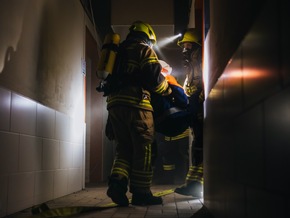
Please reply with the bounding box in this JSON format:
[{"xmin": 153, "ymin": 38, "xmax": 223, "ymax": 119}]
[
  {"xmin": 0, "ymin": 88, "xmax": 10, "ymax": 131},
  {"xmin": 10, "ymin": 94, "xmax": 37, "ymax": 135},
  {"xmin": 0, "ymin": 86, "xmax": 85, "ymax": 217}
]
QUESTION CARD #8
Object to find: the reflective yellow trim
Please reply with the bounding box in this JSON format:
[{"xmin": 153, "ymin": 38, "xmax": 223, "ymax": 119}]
[
  {"xmin": 140, "ymin": 57, "xmax": 158, "ymax": 68},
  {"xmin": 114, "ymin": 159, "xmax": 130, "ymax": 167},
  {"xmin": 186, "ymin": 165, "xmax": 203, "ymax": 184},
  {"xmin": 107, "ymin": 95, "xmax": 152, "ymax": 110},
  {"xmin": 164, "ymin": 128, "xmax": 190, "ymax": 141},
  {"xmin": 142, "ymin": 144, "xmax": 152, "ymax": 171},
  {"xmin": 186, "ymin": 175, "xmax": 204, "ymax": 184},
  {"xmin": 111, "ymin": 167, "xmax": 129, "ymax": 178},
  {"xmin": 154, "ymin": 80, "xmax": 168, "ymax": 94},
  {"xmin": 163, "ymin": 164, "xmax": 176, "ymax": 171}
]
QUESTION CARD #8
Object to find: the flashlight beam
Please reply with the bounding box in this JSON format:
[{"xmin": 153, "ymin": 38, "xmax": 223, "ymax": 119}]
[{"xmin": 157, "ymin": 33, "xmax": 182, "ymax": 48}]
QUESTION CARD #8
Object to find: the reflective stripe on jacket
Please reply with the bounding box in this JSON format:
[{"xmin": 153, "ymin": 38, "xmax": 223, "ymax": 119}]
[
  {"xmin": 107, "ymin": 39, "xmax": 169, "ymax": 111},
  {"xmin": 164, "ymin": 128, "xmax": 190, "ymax": 141}
]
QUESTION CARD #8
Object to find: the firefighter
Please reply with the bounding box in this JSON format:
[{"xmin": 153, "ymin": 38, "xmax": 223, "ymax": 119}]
[
  {"xmin": 156, "ymin": 128, "xmax": 190, "ymax": 184},
  {"xmin": 105, "ymin": 21, "xmax": 172, "ymax": 206},
  {"xmin": 153, "ymin": 60, "xmax": 190, "ymax": 185},
  {"xmin": 174, "ymin": 28, "xmax": 204, "ymax": 198}
]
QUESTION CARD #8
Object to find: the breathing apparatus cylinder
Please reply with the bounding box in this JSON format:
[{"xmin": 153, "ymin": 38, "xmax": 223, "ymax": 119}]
[{"xmin": 96, "ymin": 33, "xmax": 121, "ymax": 79}]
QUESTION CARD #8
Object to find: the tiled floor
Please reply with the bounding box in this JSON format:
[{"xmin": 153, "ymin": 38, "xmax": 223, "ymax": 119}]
[{"xmin": 7, "ymin": 184, "xmax": 204, "ymax": 218}]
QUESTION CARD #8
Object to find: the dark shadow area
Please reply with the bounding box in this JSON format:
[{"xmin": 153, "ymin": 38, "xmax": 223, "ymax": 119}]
[{"xmin": 191, "ymin": 205, "xmax": 215, "ymax": 218}]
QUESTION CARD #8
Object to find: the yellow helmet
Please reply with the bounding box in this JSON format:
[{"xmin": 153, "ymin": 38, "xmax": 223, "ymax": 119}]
[
  {"xmin": 177, "ymin": 28, "xmax": 201, "ymax": 47},
  {"xmin": 129, "ymin": 21, "xmax": 157, "ymax": 44}
]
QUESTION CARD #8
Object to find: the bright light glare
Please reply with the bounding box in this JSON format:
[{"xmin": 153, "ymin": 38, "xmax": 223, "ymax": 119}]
[
  {"xmin": 222, "ymin": 68, "xmax": 267, "ymax": 79},
  {"xmin": 156, "ymin": 33, "xmax": 182, "ymax": 48},
  {"xmin": 203, "ymin": 36, "xmax": 210, "ymax": 119}
]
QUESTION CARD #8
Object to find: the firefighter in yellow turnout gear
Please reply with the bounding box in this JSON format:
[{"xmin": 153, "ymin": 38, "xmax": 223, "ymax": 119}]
[
  {"xmin": 153, "ymin": 61, "xmax": 190, "ymax": 185},
  {"xmin": 104, "ymin": 21, "xmax": 172, "ymax": 206},
  {"xmin": 174, "ymin": 28, "xmax": 204, "ymax": 198},
  {"xmin": 158, "ymin": 128, "xmax": 190, "ymax": 184}
]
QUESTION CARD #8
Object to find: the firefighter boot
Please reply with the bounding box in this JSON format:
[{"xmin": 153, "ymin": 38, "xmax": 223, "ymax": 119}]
[
  {"xmin": 131, "ymin": 191, "xmax": 163, "ymax": 206},
  {"xmin": 107, "ymin": 175, "xmax": 129, "ymax": 206},
  {"xmin": 174, "ymin": 181, "xmax": 203, "ymax": 198}
]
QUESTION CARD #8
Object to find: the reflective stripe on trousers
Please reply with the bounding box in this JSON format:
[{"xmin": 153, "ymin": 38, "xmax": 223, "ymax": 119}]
[{"xmin": 109, "ymin": 106, "xmax": 155, "ymax": 193}]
